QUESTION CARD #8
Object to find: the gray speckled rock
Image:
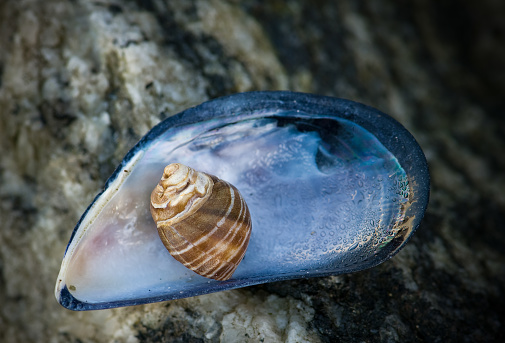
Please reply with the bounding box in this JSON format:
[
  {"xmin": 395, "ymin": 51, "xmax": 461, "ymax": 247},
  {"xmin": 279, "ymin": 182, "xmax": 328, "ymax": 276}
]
[{"xmin": 1, "ymin": 0, "xmax": 504, "ymax": 342}]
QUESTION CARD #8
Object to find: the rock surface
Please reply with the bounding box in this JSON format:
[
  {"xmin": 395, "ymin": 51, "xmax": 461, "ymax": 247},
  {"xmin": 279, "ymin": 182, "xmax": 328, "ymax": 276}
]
[{"xmin": 1, "ymin": 0, "xmax": 504, "ymax": 342}]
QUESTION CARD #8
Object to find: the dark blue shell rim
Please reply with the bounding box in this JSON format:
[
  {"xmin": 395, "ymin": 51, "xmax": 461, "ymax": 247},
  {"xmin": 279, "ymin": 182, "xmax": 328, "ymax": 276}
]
[{"xmin": 60, "ymin": 91, "xmax": 430, "ymax": 310}]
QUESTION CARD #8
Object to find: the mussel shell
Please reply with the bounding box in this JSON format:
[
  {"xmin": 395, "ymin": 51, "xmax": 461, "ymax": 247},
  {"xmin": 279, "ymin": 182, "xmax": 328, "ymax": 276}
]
[{"xmin": 55, "ymin": 91, "xmax": 429, "ymax": 310}]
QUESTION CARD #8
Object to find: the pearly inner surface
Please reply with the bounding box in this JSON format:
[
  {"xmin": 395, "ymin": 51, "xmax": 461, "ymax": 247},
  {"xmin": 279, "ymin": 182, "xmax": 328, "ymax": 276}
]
[{"xmin": 57, "ymin": 114, "xmax": 409, "ymax": 304}]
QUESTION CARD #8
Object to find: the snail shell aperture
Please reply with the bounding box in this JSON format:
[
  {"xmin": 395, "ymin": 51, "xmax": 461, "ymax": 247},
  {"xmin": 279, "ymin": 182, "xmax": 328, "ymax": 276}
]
[{"xmin": 150, "ymin": 163, "xmax": 252, "ymax": 281}]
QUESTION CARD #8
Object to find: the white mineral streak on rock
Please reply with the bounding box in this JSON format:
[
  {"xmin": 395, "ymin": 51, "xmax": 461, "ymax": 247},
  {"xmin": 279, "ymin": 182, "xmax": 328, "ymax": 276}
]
[{"xmin": 219, "ymin": 293, "xmax": 318, "ymax": 343}]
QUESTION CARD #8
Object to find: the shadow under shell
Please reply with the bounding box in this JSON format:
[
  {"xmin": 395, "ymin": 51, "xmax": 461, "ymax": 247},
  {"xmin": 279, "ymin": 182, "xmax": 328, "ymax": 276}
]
[{"xmin": 55, "ymin": 91, "xmax": 429, "ymax": 310}]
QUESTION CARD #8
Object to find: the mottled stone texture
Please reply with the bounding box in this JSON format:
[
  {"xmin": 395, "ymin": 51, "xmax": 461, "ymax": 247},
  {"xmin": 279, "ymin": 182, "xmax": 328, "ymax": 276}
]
[{"xmin": 0, "ymin": 0, "xmax": 504, "ymax": 342}]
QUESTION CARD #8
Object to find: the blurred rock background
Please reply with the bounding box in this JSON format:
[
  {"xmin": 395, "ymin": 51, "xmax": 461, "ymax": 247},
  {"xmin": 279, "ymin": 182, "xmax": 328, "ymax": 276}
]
[{"xmin": 0, "ymin": 0, "xmax": 504, "ymax": 342}]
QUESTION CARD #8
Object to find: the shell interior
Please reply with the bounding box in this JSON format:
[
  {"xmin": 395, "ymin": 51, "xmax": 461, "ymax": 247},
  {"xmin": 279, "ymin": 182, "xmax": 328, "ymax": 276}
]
[{"xmin": 55, "ymin": 91, "xmax": 429, "ymax": 310}]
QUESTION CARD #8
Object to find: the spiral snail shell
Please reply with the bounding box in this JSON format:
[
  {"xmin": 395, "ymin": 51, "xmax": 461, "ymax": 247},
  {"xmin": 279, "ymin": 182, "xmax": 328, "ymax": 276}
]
[{"xmin": 150, "ymin": 163, "xmax": 252, "ymax": 281}]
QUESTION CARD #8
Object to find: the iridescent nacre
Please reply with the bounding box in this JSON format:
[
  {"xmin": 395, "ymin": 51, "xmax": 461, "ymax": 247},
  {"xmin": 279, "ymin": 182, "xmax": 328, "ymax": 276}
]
[{"xmin": 55, "ymin": 91, "xmax": 429, "ymax": 310}]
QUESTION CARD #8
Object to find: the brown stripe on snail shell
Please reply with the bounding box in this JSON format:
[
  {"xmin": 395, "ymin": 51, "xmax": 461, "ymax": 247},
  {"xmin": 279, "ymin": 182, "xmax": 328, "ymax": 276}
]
[{"xmin": 150, "ymin": 163, "xmax": 252, "ymax": 281}]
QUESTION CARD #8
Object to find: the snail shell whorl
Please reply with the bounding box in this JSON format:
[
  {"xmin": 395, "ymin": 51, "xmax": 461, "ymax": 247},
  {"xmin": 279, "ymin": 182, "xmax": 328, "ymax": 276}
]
[{"xmin": 150, "ymin": 163, "xmax": 252, "ymax": 281}]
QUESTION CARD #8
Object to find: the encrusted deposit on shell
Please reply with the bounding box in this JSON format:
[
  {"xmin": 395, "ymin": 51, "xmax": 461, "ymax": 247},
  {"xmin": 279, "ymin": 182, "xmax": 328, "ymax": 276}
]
[
  {"xmin": 55, "ymin": 91, "xmax": 430, "ymax": 311},
  {"xmin": 150, "ymin": 163, "xmax": 251, "ymax": 281}
]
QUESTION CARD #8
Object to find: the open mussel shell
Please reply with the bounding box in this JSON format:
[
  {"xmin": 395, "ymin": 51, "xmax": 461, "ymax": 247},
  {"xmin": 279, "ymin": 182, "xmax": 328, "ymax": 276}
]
[{"xmin": 55, "ymin": 91, "xmax": 429, "ymax": 310}]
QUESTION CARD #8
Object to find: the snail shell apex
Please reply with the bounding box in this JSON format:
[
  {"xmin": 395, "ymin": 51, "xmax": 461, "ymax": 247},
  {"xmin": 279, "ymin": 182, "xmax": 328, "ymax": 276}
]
[{"xmin": 150, "ymin": 163, "xmax": 252, "ymax": 281}]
